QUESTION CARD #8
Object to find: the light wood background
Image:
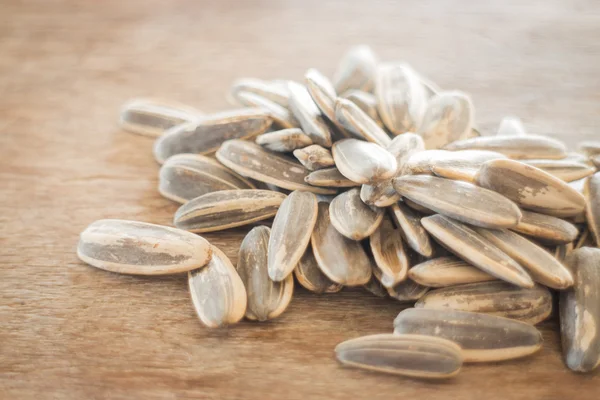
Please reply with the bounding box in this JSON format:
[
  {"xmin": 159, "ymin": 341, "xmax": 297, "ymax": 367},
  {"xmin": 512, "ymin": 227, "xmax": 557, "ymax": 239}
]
[{"xmin": 1, "ymin": 1, "xmax": 599, "ymax": 399}]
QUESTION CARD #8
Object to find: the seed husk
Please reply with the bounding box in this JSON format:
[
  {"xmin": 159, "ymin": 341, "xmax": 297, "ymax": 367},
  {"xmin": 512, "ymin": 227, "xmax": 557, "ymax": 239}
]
[
  {"xmin": 443, "ymin": 134, "xmax": 568, "ymax": 160},
  {"xmin": 408, "ymin": 256, "xmax": 496, "ymax": 288},
  {"xmin": 363, "ymin": 274, "xmax": 389, "ymax": 298},
  {"xmin": 393, "ymin": 308, "xmax": 543, "ymax": 363},
  {"xmin": 288, "ymin": 81, "xmax": 334, "ymax": 147},
  {"xmin": 403, "ymin": 149, "xmax": 450, "ymax": 175},
  {"xmin": 294, "ymin": 247, "xmax": 342, "ymax": 294},
  {"xmin": 473, "ymin": 227, "xmax": 574, "ymax": 289},
  {"xmin": 497, "ymin": 116, "xmax": 526, "ymax": 136},
  {"xmin": 255, "ymin": 128, "xmax": 313, "ymax": 152},
  {"xmin": 394, "ymin": 175, "xmax": 522, "ymax": 229},
  {"xmin": 158, "ymin": 154, "xmax": 254, "ymax": 204},
  {"xmin": 174, "ymin": 189, "xmax": 287, "ymax": 233},
  {"xmin": 311, "ymin": 203, "xmax": 372, "ymax": 286},
  {"xmin": 578, "ymin": 141, "xmax": 600, "ymax": 157},
  {"xmin": 237, "ymin": 226, "xmax": 294, "ymax": 321},
  {"xmin": 342, "ymin": 90, "xmax": 384, "ymax": 127},
  {"xmin": 560, "ymin": 247, "xmax": 600, "ymax": 373},
  {"xmin": 375, "ymin": 63, "xmax": 427, "ymax": 135},
  {"xmin": 335, "ymin": 334, "xmax": 463, "ymax": 379},
  {"xmin": 369, "ymin": 218, "xmax": 409, "ymax": 288},
  {"xmin": 329, "ymin": 188, "xmax": 384, "ymax": 240},
  {"xmin": 403, "ymin": 198, "xmax": 435, "ymax": 215},
  {"xmin": 304, "ymin": 167, "xmax": 359, "ymax": 188},
  {"xmin": 418, "ymin": 91, "xmax": 474, "ymax": 149},
  {"xmin": 216, "ymin": 140, "xmax": 336, "ymax": 194},
  {"xmin": 119, "ymin": 98, "xmax": 200, "ymax": 138},
  {"xmin": 332, "ymin": 45, "xmax": 378, "ymax": 94},
  {"xmin": 292, "ymin": 144, "xmax": 335, "ymax": 171},
  {"xmin": 429, "ymin": 150, "xmax": 507, "ymax": 183},
  {"xmin": 305, "ymin": 68, "xmax": 348, "ymax": 136},
  {"xmin": 421, "ymin": 215, "xmax": 534, "ymax": 288},
  {"xmin": 388, "ymin": 202, "xmax": 433, "ymax": 258},
  {"xmin": 230, "ymin": 78, "xmax": 291, "ymax": 107},
  {"xmin": 416, "ymin": 281, "xmax": 552, "ymax": 325},
  {"xmin": 332, "ymin": 139, "xmax": 397, "ymax": 184},
  {"xmin": 153, "ymin": 108, "xmax": 272, "ymax": 163},
  {"xmin": 386, "ymin": 278, "xmax": 430, "ymax": 302},
  {"xmin": 520, "ymin": 159, "xmax": 596, "ymax": 182},
  {"xmin": 188, "ymin": 246, "xmax": 247, "ymax": 328},
  {"xmin": 335, "ymin": 98, "xmax": 391, "ymax": 147},
  {"xmin": 475, "ymin": 159, "xmax": 587, "ymax": 218},
  {"xmin": 268, "ymin": 191, "xmax": 318, "ymax": 281},
  {"xmin": 234, "ymin": 90, "xmax": 299, "ymax": 129},
  {"xmin": 512, "ymin": 210, "xmax": 579, "ymax": 245},
  {"xmin": 77, "ymin": 219, "xmax": 213, "ymax": 275},
  {"xmin": 584, "ymin": 172, "xmax": 600, "ymax": 245}
]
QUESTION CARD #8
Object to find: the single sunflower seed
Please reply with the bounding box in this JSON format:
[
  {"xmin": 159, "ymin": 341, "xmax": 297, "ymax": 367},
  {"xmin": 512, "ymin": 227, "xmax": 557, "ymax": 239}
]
[
  {"xmin": 119, "ymin": 98, "xmax": 200, "ymax": 138},
  {"xmin": 294, "ymin": 247, "xmax": 343, "ymax": 294},
  {"xmin": 234, "ymin": 90, "xmax": 299, "ymax": 129},
  {"xmin": 444, "ymin": 134, "xmax": 567, "ymax": 160},
  {"xmin": 403, "ymin": 198, "xmax": 435, "ymax": 215},
  {"xmin": 520, "ymin": 159, "xmax": 596, "ymax": 182},
  {"xmin": 230, "ymin": 78, "xmax": 290, "ymax": 107},
  {"xmin": 584, "ymin": 172, "xmax": 600, "ymax": 245},
  {"xmin": 511, "ymin": 210, "xmax": 579, "ymax": 245},
  {"xmin": 255, "ymin": 128, "xmax": 313, "ymax": 152},
  {"xmin": 304, "ymin": 167, "xmax": 359, "ymax": 188},
  {"xmin": 497, "ymin": 116, "xmax": 526, "ymax": 136},
  {"xmin": 369, "ymin": 218, "xmax": 409, "ymax": 288},
  {"xmin": 429, "ymin": 150, "xmax": 507, "ymax": 183},
  {"xmin": 288, "ymin": 81, "xmax": 334, "ymax": 147},
  {"xmin": 408, "ymin": 256, "xmax": 496, "ymax": 287},
  {"xmin": 329, "ymin": 188, "xmax": 384, "ymax": 240},
  {"xmin": 386, "ymin": 278, "xmax": 430, "ymax": 302},
  {"xmin": 342, "ymin": 90, "xmax": 385, "ymax": 127},
  {"xmin": 332, "ymin": 139, "xmax": 397, "ymax": 184},
  {"xmin": 332, "ymin": 45, "xmax": 378, "ymax": 94},
  {"xmin": 388, "ymin": 202, "xmax": 433, "ymax": 258},
  {"xmin": 334, "ymin": 98, "xmax": 391, "ymax": 146},
  {"xmin": 418, "ymin": 91, "xmax": 474, "ymax": 149},
  {"xmin": 293, "ymin": 144, "xmax": 335, "ymax": 171},
  {"xmin": 305, "ymin": 68, "xmax": 349, "ymax": 136},
  {"xmin": 403, "ymin": 149, "xmax": 450, "ymax": 175}
]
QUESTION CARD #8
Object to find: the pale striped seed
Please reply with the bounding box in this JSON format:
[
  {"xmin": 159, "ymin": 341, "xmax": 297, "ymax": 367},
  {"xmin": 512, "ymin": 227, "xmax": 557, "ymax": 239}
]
[
  {"xmin": 304, "ymin": 167, "xmax": 359, "ymax": 188},
  {"xmin": 230, "ymin": 78, "xmax": 290, "ymax": 107},
  {"xmin": 584, "ymin": 173, "xmax": 600, "ymax": 245},
  {"xmin": 332, "ymin": 139, "xmax": 397, "ymax": 184},
  {"xmin": 418, "ymin": 91, "xmax": 474, "ymax": 149},
  {"xmin": 363, "ymin": 274, "xmax": 389, "ymax": 298},
  {"xmin": 188, "ymin": 246, "xmax": 247, "ymax": 328},
  {"xmin": 173, "ymin": 190, "xmax": 286, "ymax": 233},
  {"xmin": 158, "ymin": 154, "xmax": 254, "ymax": 204},
  {"xmin": 388, "ymin": 202, "xmax": 433, "ymax": 258},
  {"xmin": 560, "ymin": 247, "xmax": 600, "ymax": 373},
  {"xmin": 294, "ymin": 247, "xmax": 342, "ymax": 294},
  {"xmin": 255, "ymin": 128, "xmax": 312, "ymax": 152},
  {"xmin": 421, "ymin": 215, "xmax": 534, "ymax": 288},
  {"xmin": 408, "ymin": 256, "xmax": 496, "ymax": 288},
  {"xmin": 578, "ymin": 141, "xmax": 600, "ymax": 157},
  {"xmin": 234, "ymin": 90, "xmax": 299, "ymax": 129},
  {"xmin": 375, "ymin": 63, "xmax": 427, "ymax": 135},
  {"xmin": 237, "ymin": 226, "xmax": 294, "ymax": 321},
  {"xmin": 293, "ymin": 144, "xmax": 335, "ymax": 171},
  {"xmin": 288, "ymin": 81, "xmax": 333, "ymax": 147},
  {"xmin": 268, "ymin": 191, "xmax": 318, "ymax": 281},
  {"xmin": 386, "ymin": 278, "xmax": 430, "ymax": 302},
  {"xmin": 335, "ymin": 334, "xmax": 463, "ymax": 379},
  {"xmin": 332, "ymin": 45, "xmax": 378, "ymax": 94},
  {"xmin": 329, "ymin": 188, "xmax": 384, "ymax": 240},
  {"xmin": 521, "ymin": 159, "xmax": 596, "ymax": 182},
  {"xmin": 342, "ymin": 90, "xmax": 385, "ymax": 128},
  {"xmin": 216, "ymin": 140, "xmax": 336, "ymax": 194},
  {"xmin": 119, "ymin": 98, "xmax": 200, "ymax": 138},
  {"xmin": 475, "ymin": 158, "xmax": 586, "ymax": 217},
  {"xmin": 393, "ymin": 308, "xmax": 543, "ymax": 363},
  {"xmin": 311, "ymin": 202, "xmax": 372, "ymax": 286},
  {"xmin": 369, "ymin": 218, "xmax": 409, "ymax": 288},
  {"xmin": 77, "ymin": 219, "xmax": 212, "ymax": 275},
  {"xmin": 403, "ymin": 149, "xmax": 450, "ymax": 175},
  {"xmin": 429, "ymin": 150, "xmax": 507, "ymax": 183},
  {"xmin": 473, "ymin": 227, "xmax": 574, "ymax": 289},
  {"xmin": 403, "ymin": 198, "xmax": 435, "ymax": 215},
  {"xmin": 444, "ymin": 134, "xmax": 567, "ymax": 160},
  {"xmin": 334, "ymin": 98, "xmax": 391, "ymax": 147},
  {"xmin": 394, "ymin": 176, "xmax": 522, "ymax": 229},
  {"xmin": 512, "ymin": 210, "xmax": 579, "ymax": 245},
  {"xmin": 415, "ymin": 281, "xmax": 552, "ymax": 325},
  {"xmin": 153, "ymin": 108, "xmax": 272, "ymax": 163},
  {"xmin": 497, "ymin": 116, "xmax": 526, "ymax": 136}
]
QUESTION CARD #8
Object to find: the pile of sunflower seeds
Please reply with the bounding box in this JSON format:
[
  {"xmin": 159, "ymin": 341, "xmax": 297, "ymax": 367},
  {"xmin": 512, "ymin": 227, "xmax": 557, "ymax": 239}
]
[{"xmin": 77, "ymin": 45, "xmax": 600, "ymax": 379}]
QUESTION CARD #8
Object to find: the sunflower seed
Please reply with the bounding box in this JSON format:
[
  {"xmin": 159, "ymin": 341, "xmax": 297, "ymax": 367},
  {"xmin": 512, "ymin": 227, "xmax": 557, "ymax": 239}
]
[
  {"xmin": 388, "ymin": 202, "xmax": 433, "ymax": 258},
  {"xmin": 342, "ymin": 90, "xmax": 385, "ymax": 127},
  {"xmin": 294, "ymin": 247, "xmax": 343, "ymax": 294},
  {"xmin": 375, "ymin": 63, "xmax": 427, "ymax": 135},
  {"xmin": 153, "ymin": 108, "xmax": 272, "ymax": 163},
  {"xmin": 334, "ymin": 98, "xmax": 391, "ymax": 146},
  {"xmin": 497, "ymin": 116, "xmax": 526, "ymax": 136},
  {"xmin": 174, "ymin": 190, "xmax": 286, "ymax": 233},
  {"xmin": 421, "ymin": 215, "xmax": 533, "ymax": 288},
  {"xmin": 394, "ymin": 176, "xmax": 522, "ymax": 229},
  {"xmin": 363, "ymin": 274, "xmax": 389, "ymax": 298},
  {"xmin": 119, "ymin": 98, "xmax": 200, "ymax": 138},
  {"xmin": 329, "ymin": 188, "xmax": 384, "ymax": 240},
  {"xmin": 237, "ymin": 226, "xmax": 294, "ymax": 321},
  {"xmin": 311, "ymin": 202, "xmax": 372, "ymax": 286},
  {"xmin": 560, "ymin": 247, "xmax": 600, "ymax": 373},
  {"xmin": 387, "ymin": 278, "xmax": 430, "ymax": 302},
  {"xmin": 473, "ymin": 227, "xmax": 574, "ymax": 289},
  {"xmin": 475, "ymin": 159, "xmax": 586, "ymax": 217},
  {"xmin": 304, "ymin": 167, "xmax": 359, "ymax": 188},
  {"xmin": 408, "ymin": 256, "xmax": 496, "ymax": 287},
  {"xmin": 444, "ymin": 134, "xmax": 568, "ymax": 160},
  {"xmin": 234, "ymin": 91, "xmax": 299, "ymax": 129},
  {"xmin": 578, "ymin": 141, "xmax": 600, "ymax": 157},
  {"xmin": 429, "ymin": 150, "xmax": 507, "ymax": 183},
  {"xmin": 403, "ymin": 198, "xmax": 435, "ymax": 215},
  {"xmin": 393, "ymin": 308, "xmax": 543, "ymax": 363},
  {"xmin": 584, "ymin": 173, "xmax": 600, "ymax": 245},
  {"xmin": 77, "ymin": 219, "xmax": 212, "ymax": 275},
  {"xmin": 292, "ymin": 144, "xmax": 335, "ymax": 171},
  {"xmin": 230, "ymin": 78, "xmax": 290, "ymax": 107},
  {"xmin": 520, "ymin": 159, "xmax": 596, "ymax": 182},
  {"xmin": 216, "ymin": 140, "xmax": 336, "ymax": 194},
  {"xmin": 158, "ymin": 154, "xmax": 254, "ymax": 204},
  {"xmin": 332, "ymin": 45, "xmax": 378, "ymax": 94},
  {"xmin": 255, "ymin": 128, "xmax": 312, "ymax": 152},
  {"xmin": 512, "ymin": 210, "xmax": 579, "ymax": 245},
  {"xmin": 416, "ymin": 281, "xmax": 552, "ymax": 325},
  {"xmin": 332, "ymin": 139, "xmax": 397, "ymax": 184},
  {"xmin": 268, "ymin": 191, "xmax": 318, "ymax": 281},
  {"xmin": 335, "ymin": 334, "xmax": 463, "ymax": 379},
  {"xmin": 403, "ymin": 149, "xmax": 450, "ymax": 175},
  {"xmin": 369, "ymin": 218, "xmax": 409, "ymax": 287},
  {"xmin": 288, "ymin": 82, "xmax": 333, "ymax": 147},
  {"xmin": 188, "ymin": 246, "xmax": 247, "ymax": 328},
  {"xmin": 418, "ymin": 91, "xmax": 474, "ymax": 149},
  {"xmin": 304, "ymin": 69, "xmax": 348, "ymax": 136}
]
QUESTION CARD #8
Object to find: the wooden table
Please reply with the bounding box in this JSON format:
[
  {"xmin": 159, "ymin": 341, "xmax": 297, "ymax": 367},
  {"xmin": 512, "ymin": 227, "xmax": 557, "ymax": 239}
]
[{"xmin": 2, "ymin": 1, "xmax": 599, "ymax": 398}]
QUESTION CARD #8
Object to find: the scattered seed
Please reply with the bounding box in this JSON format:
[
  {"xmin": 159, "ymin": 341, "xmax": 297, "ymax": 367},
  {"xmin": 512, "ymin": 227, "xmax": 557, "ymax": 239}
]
[
  {"xmin": 294, "ymin": 247, "xmax": 343, "ymax": 294},
  {"xmin": 418, "ymin": 91, "xmax": 474, "ymax": 149},
  {"xmin": 511, "ymin": 210, "xmax": 579, "ymax": 245},
  {"xmin": 305, "ymin": 167, "xmax": 359, "ymax": 188},
  {"xmin": 332, "ymin": 139, "xmax": 397, "ymax": 184},
  {"xmin": 329, "ymin": 188, "xmax": 384, "ymax": 240},
  {"xmin": 119, "ymin": 98, "xmax": 201, "ymax": 138},
  {"xmin": 335, "ymin": 98, "xmax": 391, "ymax": 146},
  {"xmin": 408, "ymin": 256, "xmax": 496, "ymax": 287}
]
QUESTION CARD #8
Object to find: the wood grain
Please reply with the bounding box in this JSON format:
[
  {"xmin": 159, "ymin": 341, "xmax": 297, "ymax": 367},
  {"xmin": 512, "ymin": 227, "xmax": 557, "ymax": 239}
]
[{"xmin": 1, "ymin": 0, "xmax": 599, "ymax": 399}]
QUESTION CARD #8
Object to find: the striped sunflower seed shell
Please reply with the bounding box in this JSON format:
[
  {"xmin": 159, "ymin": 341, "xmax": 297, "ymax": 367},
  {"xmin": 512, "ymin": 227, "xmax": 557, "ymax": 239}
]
[
  {"xmin": 294, "ymin": 247, "xmax": 343, "ymax": 294},
  {"xmin": 230, "ymin": 78, "xmax": 290, "ymax": 107},
  {"xmin": 443, "ymin": 134, "xmax": 567, "ymax": 160},
  {"xmin": 512, "ymin": 210, "xmax": 579, "ymax": 245},
  {"xmin": 521, "ymin": 159, "xmax": 596, "ymax": 183},
  {"xmin": 369, "ymin": 218, "xmax": 409, "ymax": 288},
  {"xmin": 418, "ymin": 91, "xmax": 474, "ymax": 149},
  {"xmin": 332, "ymin": 139, "xmax": 397, "ymax": 184},
  {"xmin": 329, "ymin": 188, "xmax": 384, "ymax": 240},
  {"xmin": 292, "ymin": 144, "xmax": 335, "ymax": 171},
  {"xmin": 334, "ymin": 98, "xmax": 391, "ymax": 147},
  {"xmin": 234, "ymin": 90, "xmax": 299, "ymax": 129},
  {"xmin": 429, "ymin": 150, "xmax": 507, "ymax": 183},
  {"xmin": 119, "ymin": 98, "xmax": 200, "ymax": 138},
  {"xmin": 388, "ymin": 202, "xmax": 433, "ymax": 258},
  {"xmin": 332, "ymin": 45, "xmax": 378, "ymax": 94},
  {"xmin": 304, "ymin": 167, "xmax": 359, "ymax": 188},
  {"xmin": 408, "ymin": 256, "xmax": 496, "ymax": 288},
  {"xmin": 342, "ymin": 90, "xmax": 385, "ymax": 128},
  {"xmin": 288, "ymin": 82, "xmax": 334, "ymax": 147},
  {"xmin": 255, "ymin": 128, "xmax": 312, "ymax": 152}
]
